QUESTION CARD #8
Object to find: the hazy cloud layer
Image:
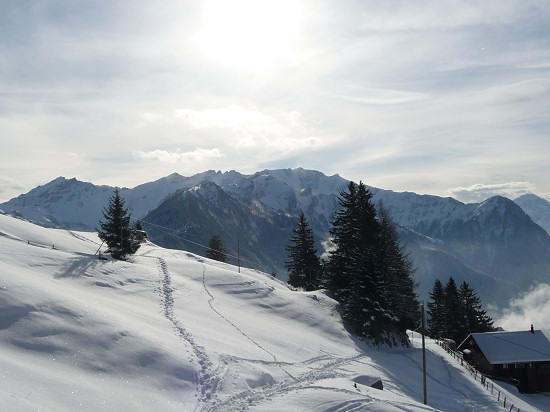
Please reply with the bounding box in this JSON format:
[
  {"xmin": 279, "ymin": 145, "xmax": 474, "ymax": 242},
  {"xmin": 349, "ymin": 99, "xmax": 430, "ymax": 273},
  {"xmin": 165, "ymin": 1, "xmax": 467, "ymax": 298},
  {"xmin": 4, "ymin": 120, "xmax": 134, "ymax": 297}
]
[
  {"xmin": 1, "ymin": 1, "xmax": 550, "ymax": 201},
  {"xmin": 495, "ymin": 283, "xmax": 550, "ymax": 338},
  {"xmin": 134, "ymin": 148, "xmax": 224, "ymax": 163},
  {"xmin": 446, "ymin": 182, "xmax": 538, "ymax": 204}
]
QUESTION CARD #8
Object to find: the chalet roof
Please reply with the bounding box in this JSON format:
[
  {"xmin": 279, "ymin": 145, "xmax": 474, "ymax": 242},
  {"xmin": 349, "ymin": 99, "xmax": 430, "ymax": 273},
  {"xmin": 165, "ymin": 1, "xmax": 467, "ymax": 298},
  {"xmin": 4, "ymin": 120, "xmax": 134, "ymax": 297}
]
[{"xmin": 458, "ymin": 330, "xmax": 550, "ymax": 364}]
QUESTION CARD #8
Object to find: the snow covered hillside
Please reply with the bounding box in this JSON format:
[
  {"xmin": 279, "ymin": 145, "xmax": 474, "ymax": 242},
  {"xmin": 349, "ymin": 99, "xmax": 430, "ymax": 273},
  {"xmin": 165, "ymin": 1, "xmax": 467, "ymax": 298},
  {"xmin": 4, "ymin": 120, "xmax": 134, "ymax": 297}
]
[{"xmin": 0, "ymin": 214, "xmax": 545, "ymax": 411}]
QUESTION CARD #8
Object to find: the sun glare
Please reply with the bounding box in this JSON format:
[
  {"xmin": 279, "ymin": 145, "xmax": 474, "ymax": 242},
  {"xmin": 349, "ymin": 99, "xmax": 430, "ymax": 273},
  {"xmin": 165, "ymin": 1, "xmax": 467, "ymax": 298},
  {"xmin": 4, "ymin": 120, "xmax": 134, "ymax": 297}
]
[{"xmin": 196, "ymin": 0, "xmax": 303, "ymax": 69}]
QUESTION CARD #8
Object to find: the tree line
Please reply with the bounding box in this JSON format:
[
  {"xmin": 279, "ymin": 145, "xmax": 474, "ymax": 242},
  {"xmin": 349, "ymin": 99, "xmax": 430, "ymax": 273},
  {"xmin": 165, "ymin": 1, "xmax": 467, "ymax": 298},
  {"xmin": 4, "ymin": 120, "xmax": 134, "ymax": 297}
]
[
  {"xmin": 427, "ymin": 277, "xmax": 494, "ymax": 345},
  {"xmin": 285, "ymin": 181, "xmax": 495, "ymax": 347}
]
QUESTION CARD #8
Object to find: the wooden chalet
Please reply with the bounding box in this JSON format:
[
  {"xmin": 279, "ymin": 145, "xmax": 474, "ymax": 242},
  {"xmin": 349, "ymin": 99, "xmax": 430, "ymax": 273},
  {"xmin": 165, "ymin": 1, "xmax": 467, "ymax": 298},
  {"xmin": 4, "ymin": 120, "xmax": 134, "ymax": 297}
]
[{"xmin": 457, "ymin": 327, "xmax": 550, "ymax": 393}]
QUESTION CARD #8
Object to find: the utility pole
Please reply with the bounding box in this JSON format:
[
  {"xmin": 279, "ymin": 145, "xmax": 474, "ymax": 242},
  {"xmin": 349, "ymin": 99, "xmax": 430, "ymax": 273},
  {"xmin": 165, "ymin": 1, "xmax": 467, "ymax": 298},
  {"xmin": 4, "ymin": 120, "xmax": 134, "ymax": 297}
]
[
  {"xmin": 237, "ymin": 239, "xmax": 240, "ymax": 273},
  {"xmin": 421, "ymin": 302, "xmax": 427, "ymax": 405}
]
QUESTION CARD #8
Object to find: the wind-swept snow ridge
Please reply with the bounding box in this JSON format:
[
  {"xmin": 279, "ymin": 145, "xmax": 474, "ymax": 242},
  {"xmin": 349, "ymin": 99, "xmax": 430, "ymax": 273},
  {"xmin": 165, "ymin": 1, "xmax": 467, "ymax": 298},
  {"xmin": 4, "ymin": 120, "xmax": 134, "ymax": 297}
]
[{"xmin": 0, "ymin": 214, "xmax": 545, "ymax": 411}]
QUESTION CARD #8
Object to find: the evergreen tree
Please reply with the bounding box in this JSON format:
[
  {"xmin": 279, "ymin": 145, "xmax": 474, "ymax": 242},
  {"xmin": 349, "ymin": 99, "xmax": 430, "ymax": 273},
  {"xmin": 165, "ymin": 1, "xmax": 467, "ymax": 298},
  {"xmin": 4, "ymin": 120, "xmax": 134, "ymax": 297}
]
[
  {"xmin": 285, "ymin": 213, "xmax": 321, "ymax": 290},
  {"xmin": 325, "ymin": 181, "xmax": 359, "ymax": 302},
  {"xmin": 97, "ymin": 189, "xmax": 140, "ymax": 260},
  {"xmin": 377, "ymin": 205, "xmax": 420, "ymax": 332},
  {"xmin": 458, "ymin": 281, "xmax": 494, "ymax": 337},
  {"xmin": 134, "ymin": 220, "xmax": 144, "ymax": 231},
  {"xmin": 206, "ymin": 235, "xmax": 229, "ymax": 263},
  {"xmin": 354, "ymin": 186, "xmax": 395, "ymax": 345},
  {"xmin": 427, "ymin": 279, "xmax": 446, "ymax": 338},
  {"xmin": 427, "ymin": 278, "xmax": 494, "ymax": 343},
  {"xmin": 442, "ymin": 277, "xmax": 467, "ymax": 343},
  {"xmin": 325, "ymin": 181, "xmax": 420, "ymax": 346},
  {"xmin": 326, "ymin": 182, "xmax": 399, "ymax": 344}
]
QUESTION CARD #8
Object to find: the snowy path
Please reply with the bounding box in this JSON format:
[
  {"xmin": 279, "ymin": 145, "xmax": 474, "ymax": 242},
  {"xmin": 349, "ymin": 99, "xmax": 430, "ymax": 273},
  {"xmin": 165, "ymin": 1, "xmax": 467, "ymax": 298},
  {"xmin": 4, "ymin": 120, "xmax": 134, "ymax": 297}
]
[
  {"xmin": 156, "ymin": 257, "xmax": 222, "ymax": 408},
  {"xmin": 200, "ymin": 262, "xmax": 298, "ymax": 382}
]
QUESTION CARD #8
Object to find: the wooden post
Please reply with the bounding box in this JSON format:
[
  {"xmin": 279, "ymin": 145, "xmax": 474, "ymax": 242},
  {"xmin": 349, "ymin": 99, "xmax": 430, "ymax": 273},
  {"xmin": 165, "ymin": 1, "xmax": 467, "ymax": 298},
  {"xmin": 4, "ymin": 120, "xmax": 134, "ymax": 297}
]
[{"xmin": 421, "ymin": 303, "xmax": 427, "ymax": 405}]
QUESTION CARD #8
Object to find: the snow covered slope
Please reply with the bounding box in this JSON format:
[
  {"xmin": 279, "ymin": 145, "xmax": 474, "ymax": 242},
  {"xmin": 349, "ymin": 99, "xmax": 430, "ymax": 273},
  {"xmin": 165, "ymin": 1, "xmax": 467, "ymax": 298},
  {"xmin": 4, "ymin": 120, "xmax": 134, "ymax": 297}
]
[{"xmin": 1, "ymin": 214, "xmax": 545, "ymax": 411}]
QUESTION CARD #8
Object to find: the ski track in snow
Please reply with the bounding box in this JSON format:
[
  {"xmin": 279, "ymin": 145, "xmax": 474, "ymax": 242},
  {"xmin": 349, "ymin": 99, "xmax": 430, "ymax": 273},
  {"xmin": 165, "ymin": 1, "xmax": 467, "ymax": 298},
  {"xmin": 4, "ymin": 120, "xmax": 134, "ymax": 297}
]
[
  {"xmin": 215, "ymin": 352, "xmax": 375, "ymax": 411},
  {"xmin": 67, "ymin": 230, "xmax": 100, "ymax": 245},
  {"xmin": 155, "ymin": 257, "xmax": 223, "ymax": 409},
  {"xmin": 200, "ymin": 262, "xmax": 297, "ymax": 383},
  {"xmin": 154, "ymin": 252, "xmax": 378, "ymax": 411},
  {"xmin": 157, "ymin": 252, "xmax": 391, "ymax": 412}
]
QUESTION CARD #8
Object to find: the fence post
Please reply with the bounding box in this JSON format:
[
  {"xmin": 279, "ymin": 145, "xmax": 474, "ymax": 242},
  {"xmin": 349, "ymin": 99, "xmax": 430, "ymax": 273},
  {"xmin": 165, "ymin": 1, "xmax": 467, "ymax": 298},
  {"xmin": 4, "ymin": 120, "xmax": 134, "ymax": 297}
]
[
  {"xmin": 504, "ymin": 397, "xmax": 506, "ymax": 408},
  {"xmin": 498, "ymin": 391, "xmax": 500, "ymax": 401}
]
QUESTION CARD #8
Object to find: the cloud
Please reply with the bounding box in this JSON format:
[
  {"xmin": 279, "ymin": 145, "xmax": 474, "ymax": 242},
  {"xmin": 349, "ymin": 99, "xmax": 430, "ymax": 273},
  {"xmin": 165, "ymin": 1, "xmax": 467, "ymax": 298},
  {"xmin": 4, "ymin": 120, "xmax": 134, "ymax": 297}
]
[
  {"xmin": 175, "ymin": 105, "xmax": 287, "ymax": 132},
  {"xmin": 445, "ymin": 182, "xmax": 537, "ymax": 203},
  {"xmin": 173, "ymin": 105, "xmax": 323, "ymax": 152},
  {"xmin": 495, "ymin": 283, "xmax": 550, "ymax": 338},
  {"xmin": 338, "ymin": 89, "xmax": 430, "ymax": 106},
  {"xmin": 134, "ymin": 148, "xmax": 224, "ymax": 163},
  {"xmin": 0, "ymin": 176, "xmax": 26, "ymax": 203},
  {"xmin": 2, "ymin": 1, "xmax": 550, "ymax": 201}
]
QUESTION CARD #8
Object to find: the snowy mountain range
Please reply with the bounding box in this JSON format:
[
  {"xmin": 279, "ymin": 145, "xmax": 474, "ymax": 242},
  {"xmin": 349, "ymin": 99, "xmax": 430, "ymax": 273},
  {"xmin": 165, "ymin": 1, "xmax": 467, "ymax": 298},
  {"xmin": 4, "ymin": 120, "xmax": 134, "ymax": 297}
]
[
  {"xmin": 1, "ymin": 213, "xmax": 547, "ymax": 411},
  {"xmin": 2, "ymin": 168, "xmax": 550, "ymax": 307}
]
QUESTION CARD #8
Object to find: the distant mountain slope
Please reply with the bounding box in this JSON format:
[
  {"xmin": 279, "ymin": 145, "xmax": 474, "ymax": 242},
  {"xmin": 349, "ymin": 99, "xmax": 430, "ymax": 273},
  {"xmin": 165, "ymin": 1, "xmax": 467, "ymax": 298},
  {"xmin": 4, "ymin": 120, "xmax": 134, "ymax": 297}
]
[
  {"xmin": 3, "ymin": 168, "xmax": 550, "ymax": 307},
  {"xmin": 515, "ymin": 194, "xmax": 550, "ymax": 235},
  {"xmin": 141, "ymin": 181, "xmax": 296, "ymax": 276}
]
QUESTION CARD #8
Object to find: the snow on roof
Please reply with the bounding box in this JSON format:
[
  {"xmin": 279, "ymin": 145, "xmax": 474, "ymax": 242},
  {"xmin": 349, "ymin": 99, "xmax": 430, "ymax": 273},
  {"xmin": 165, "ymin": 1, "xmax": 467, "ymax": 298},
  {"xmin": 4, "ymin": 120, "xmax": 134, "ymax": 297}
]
[{"xmin": 463, "ymin": 330, "xmax": 550, "ymax": 364}]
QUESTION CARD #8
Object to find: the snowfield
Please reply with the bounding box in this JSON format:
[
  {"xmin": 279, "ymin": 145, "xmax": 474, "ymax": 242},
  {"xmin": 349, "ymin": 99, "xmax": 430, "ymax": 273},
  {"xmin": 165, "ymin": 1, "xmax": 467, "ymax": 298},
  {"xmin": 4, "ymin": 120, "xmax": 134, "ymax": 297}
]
[{"xmin": 0, "ymin": 213, "xmax": 547, "ymax": 411}]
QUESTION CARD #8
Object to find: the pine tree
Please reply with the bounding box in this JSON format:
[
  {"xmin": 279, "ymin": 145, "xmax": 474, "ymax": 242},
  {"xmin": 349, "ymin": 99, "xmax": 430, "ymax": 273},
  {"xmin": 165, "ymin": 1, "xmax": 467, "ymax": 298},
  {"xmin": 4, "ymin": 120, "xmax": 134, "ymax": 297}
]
[
  {"xmin": 326, "ymin": 182, "xmax": 388, "ymax": 344},
  {"xmin": 427, "ymin": 279, "xmax": 446, "ymax": 338},
  {"xmin": 377, "ymin": 205, "xmax": 420, "ymax": 332},
  {"xmin": 285, "ymin": 213, "xmax": 321, "ymax": 290},
  {"xmin": 428, "ymin": 278, "xmax": 494, "ymax": 343},
  {"xmin": 325, "ymin": 181, "xmax": 359, "ymax": 302},
  {"xmin": 458, "ymin": 281, "xmax": 494, "ymax": 337},
  {"xmin": 206, "ymin": 235, "xmax": 229, "ymax": 263},
  {"xmin": 353, "ymin": 184, "xmax": 392, "ymax": 344},
  {"xmin": 442, "ymin": 277, "xmax": 467, "ymax": 343},
  {"xmin": 325, "ymin": 181, "xmax": 419, "ymax": 346},
  {"xmin": 97, "ymin": 189, "xmax": 140, "ymax": 260}
]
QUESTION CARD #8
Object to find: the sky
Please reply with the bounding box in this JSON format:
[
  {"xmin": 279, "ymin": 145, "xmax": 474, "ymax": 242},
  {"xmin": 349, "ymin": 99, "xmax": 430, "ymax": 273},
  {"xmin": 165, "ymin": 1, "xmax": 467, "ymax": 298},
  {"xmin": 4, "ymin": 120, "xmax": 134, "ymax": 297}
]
[{"xmin": 1, "ymin": 0, "xmax": 550, "ymax": 203}]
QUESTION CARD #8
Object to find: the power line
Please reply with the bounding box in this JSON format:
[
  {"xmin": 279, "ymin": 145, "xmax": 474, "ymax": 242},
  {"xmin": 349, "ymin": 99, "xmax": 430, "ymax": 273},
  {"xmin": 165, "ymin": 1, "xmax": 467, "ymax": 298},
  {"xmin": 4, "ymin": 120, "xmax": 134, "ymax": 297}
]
[{"xmin": 130, "ymin": 216, "xmax": 260, "ymax": 269}]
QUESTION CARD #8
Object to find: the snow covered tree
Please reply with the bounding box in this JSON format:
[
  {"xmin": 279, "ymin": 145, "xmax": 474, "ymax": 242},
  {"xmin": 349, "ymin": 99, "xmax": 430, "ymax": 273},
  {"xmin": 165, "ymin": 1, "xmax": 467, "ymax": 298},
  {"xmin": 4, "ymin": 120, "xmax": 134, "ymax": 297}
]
[
  {"xmin": 133, "ymin": 220, "xmax": 145, "ymax": 232},
  {"xmin": 352, "ymin": 183, "xmax": 394, "ymax": 345},
  {"xmin": 325, "ymin": 181, "xmax": 417, "ymax": 346},
  {"xmin": 97, "ymin": 189, "xmax": 140, "ymax": 260},
  {"xmin": 285, "ymin": 213, "xmax": 322, "ymax": 290},
  {"xmin": 206, "ymin": 235, "xmax": 229, "ymax": 263}
]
